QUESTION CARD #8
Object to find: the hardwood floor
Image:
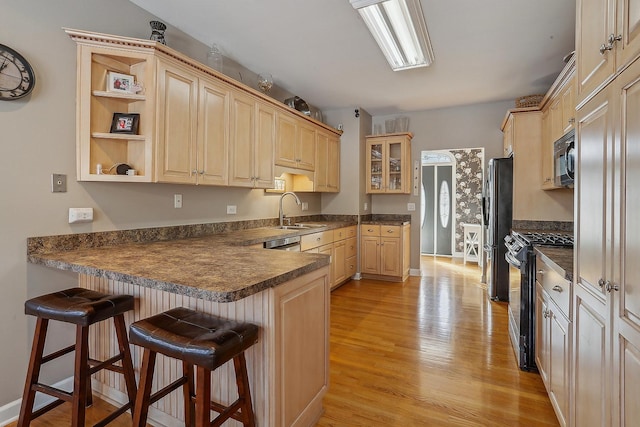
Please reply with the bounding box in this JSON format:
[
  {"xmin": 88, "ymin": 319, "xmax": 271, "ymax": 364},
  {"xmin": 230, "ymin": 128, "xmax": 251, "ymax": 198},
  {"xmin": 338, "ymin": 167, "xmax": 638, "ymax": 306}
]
[
  {"xmin": 316, "ymin": 256, "xmax": 558, "ymax": 426},
  {"xmin": 9, "ymin": 256, "xmax": 557, "ymax": 426}
]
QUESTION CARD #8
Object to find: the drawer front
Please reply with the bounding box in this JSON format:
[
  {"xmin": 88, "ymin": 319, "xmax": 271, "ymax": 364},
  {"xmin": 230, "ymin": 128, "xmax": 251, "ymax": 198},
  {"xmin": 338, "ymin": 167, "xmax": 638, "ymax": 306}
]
[
  {"xmin": 361, "ymin": 225, "xmax": 380, "ymax": 237},
  {"xmin": 334, "ymin": 227, "xmax": 348, "ymax": 241},
  {"xmin": 345, "ymin": 225, "xmax": 357, "ymax": 239},
  {"xmin": 345, "ymin": 237, "xmax": 357, "ymax": 258},
  {"xmin": 301, "ymin": 230, "xmax": 334, "ymax": 251},
  {"xmin": 537, "ymin": 256, "xmax": 570, "ymax": 317},
  {"xmin": 346, "ymin": 255, "xmax": 357, "ymax": 277},
  {"xmin": 381, "ymin": 225, "xmax": 400, "ymax": 237}
]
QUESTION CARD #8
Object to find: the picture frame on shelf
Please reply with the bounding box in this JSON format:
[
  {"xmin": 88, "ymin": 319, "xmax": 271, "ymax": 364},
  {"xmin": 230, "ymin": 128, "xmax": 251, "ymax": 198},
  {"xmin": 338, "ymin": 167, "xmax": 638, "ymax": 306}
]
[
  {"xmin": 110, "ymin": 113, "xmax": 140, "ymax": 134},
  {"xmin": 106, "ymin": 71, "xmax": 135, "ymax": 93}
]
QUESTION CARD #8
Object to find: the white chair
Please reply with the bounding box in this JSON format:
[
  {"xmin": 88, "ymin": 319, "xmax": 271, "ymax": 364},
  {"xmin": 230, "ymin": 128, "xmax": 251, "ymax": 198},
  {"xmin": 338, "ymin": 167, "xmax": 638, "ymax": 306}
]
[{"xmin": 463, "ymin": 223, "xmax": 482, "ymax": 265}]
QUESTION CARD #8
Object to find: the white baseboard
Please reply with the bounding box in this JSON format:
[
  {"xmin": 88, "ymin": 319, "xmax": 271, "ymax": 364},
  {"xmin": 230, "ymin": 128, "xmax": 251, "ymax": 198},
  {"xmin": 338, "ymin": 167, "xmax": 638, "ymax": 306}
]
[
  {"xmin": 352, "ymin": 272, "xmax": 362, "ymax": 280},
  {"xmin": 409, "ymin": 268, "xmax": 422, "ymax": 277},
  {"xmin": 0, "ymin": 377, "xmax": 74, "ymax": 426}
]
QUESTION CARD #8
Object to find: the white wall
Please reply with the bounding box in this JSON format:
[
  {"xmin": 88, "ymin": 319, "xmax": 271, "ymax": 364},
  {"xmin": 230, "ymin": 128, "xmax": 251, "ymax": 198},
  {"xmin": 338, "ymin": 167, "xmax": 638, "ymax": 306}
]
[
  {"xmin": 372, "ymin": 100, "xmax": 513, "ymax": 270},
  {"xmin": 0, "ymin": 0, "xmax": 323, "ymax": 410}
]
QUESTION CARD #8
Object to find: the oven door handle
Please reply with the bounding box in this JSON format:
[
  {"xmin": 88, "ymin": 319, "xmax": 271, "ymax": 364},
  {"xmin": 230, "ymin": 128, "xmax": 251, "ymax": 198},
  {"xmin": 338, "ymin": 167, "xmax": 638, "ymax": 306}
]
[{"xmin": 505, "ymin": 251, "xmax": 521, "ymax": 268}]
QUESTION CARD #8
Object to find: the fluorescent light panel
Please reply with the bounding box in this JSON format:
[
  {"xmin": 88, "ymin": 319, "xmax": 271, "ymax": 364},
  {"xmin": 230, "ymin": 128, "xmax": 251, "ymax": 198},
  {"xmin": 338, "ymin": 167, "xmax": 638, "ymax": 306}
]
[{"xmin": 351, "ymin": 0, "xmax": 434, "ymax": 71}]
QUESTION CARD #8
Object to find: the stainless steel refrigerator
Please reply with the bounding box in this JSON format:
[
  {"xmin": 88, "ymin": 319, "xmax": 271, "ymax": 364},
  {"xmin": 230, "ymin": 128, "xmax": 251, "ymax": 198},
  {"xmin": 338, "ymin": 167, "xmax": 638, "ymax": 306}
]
[{"xmin": 482, "ymin": 156, "xmax": 513, "ymax": 301}]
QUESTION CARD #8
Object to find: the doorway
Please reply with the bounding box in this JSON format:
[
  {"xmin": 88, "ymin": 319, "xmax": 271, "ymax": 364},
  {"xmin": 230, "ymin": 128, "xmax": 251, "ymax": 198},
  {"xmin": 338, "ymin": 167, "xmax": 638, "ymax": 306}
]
[{"xmin": 421, "ymin": 151, "xmax": 455, "ymax": 256}]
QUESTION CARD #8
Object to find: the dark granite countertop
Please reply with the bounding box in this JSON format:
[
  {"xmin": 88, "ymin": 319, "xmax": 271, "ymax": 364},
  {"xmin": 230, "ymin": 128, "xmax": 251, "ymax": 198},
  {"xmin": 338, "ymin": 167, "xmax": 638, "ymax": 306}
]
[
  {"xmin": 361, "ymin": 220, "xmax": 410, "ymax": 226},
  {"xmin": 534, "ymin": 246, "xmax": 573, "ymax": 282},
  {"xmin": 27, "ymin": 220, "xmax": 358, "ymax": 303}
]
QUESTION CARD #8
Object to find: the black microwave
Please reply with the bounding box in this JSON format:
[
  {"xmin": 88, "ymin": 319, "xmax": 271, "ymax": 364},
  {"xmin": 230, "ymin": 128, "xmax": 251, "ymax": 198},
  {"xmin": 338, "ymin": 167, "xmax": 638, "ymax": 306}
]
[{"xmin": 554, "ymin": 129, "xmax": 575, "ymax": 188}]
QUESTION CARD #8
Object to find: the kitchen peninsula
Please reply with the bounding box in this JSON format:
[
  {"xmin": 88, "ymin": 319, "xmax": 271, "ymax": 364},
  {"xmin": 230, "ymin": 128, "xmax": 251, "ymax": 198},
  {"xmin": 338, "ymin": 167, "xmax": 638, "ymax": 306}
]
[{"xmin": 26, "ymin": 221, "xmax": 347, "ymax": 427}]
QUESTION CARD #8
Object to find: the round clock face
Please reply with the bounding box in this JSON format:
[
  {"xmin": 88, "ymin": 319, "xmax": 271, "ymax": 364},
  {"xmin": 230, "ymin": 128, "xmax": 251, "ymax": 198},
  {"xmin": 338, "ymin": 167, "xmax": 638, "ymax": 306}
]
[{"xmin": 0, "ymin": 44, "xmax": 35, "ymax": 101}]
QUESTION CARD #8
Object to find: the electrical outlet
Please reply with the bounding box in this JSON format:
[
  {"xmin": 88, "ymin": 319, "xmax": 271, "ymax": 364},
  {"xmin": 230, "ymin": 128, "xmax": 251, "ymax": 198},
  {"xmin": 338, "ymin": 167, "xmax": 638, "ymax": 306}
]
[
  {"xmin": 174, "ymin": 194, "xmax": 182, "ymax": 208},
  {"xmin": 227, "ymin": 205, "xmax": 237, "ymax": 215},
  {"xmin": 52, "ymin": 174, "xmax": 67, "ymax": 193},
  {"xmin": 407, "ymin": 202, "xmax": 416, "ymax": 211},
  {"xmin": 69, "ymin": 208, "xmax": 93, "ymax": 223},
  {"xmin": 301, "ymin": 202, "xmax": 309, "ymax": 211}
]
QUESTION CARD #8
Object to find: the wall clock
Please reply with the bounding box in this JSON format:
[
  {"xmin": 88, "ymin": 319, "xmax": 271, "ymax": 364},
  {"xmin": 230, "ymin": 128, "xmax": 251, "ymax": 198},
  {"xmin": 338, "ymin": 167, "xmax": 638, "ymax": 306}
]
[{"xmin": 0, "ymin": 44, "xmax": 36, "ymax": 100}]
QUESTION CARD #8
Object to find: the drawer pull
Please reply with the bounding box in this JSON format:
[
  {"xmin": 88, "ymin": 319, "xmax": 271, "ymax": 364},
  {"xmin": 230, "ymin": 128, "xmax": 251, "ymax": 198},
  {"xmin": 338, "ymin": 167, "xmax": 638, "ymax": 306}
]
[
  {"xmin": 537, "ymin": 270, "xmax": 544, "ymax": 275},
  {"xmin": 552, "ymin": 285, "xmax": 563, "ymax": 293},
  {"xmin": 368, "ymin": 229, "xmax": 374, "ymax": 232}
]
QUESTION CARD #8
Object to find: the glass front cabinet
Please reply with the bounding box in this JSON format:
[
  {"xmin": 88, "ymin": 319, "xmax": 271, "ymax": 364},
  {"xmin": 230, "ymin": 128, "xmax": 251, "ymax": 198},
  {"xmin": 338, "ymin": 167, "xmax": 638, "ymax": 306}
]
[{"xmin": 366, "ymin": 132, "xmax": 412, "ymax": 194}]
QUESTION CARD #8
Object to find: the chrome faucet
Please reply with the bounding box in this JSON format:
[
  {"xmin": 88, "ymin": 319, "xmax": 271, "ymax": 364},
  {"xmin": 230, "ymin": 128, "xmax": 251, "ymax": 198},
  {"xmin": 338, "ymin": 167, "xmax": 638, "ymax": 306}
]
[{"xmin": 279, "ymin": 191, "xmax": 301, "ymax": 227}]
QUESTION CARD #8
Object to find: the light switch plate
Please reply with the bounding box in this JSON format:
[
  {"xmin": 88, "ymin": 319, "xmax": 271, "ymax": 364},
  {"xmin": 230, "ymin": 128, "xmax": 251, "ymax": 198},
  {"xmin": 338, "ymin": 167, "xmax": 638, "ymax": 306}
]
[
  {"xmin": 227, "ymin": 205, "xmax": 237, "ymax": 214},
  {"xmin": 407, "ymin": 202, "xmax": 416, "ymax": 211},
  {"xmin": 52, "ymin": 174, "xmax": 67, "ymax": 193}
]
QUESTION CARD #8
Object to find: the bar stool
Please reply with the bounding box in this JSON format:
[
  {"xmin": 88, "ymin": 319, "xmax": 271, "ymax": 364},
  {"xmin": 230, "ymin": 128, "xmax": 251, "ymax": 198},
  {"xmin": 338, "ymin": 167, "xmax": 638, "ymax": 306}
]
[
  {"xmin": 129, "ymin": 307, "xmax": 259, "ymax": 427},
  {"xmin": 18, "ymin": 287, "xmax": 137, "ymax": 427}
]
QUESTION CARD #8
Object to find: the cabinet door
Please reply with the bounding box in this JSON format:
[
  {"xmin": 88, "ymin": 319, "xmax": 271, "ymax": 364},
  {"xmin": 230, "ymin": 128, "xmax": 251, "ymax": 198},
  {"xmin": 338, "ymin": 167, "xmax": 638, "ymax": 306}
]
[
  {"xmin": 333, "ymin": 240, "xmax": 346, "ymax": 287},
  {"xmin": 297, "ymin": 122, "xmax": 316, "ymax": 171},
  {"xmin": 616, "ymin": 0, "xmax": 640, "ymax": 71},
  {"xmin": 386, "ymin": 140, "xmax": 405, "ymax": 193},
  {"xmin": 156, "ymin": 60, "xmax": 198, "ymax": 184},
  {"xmin": 197, "ymin": 76, "xmax": 229, "ymax": 186},
  {"xmin": 360, "ymin": 236, "xmax": 380, "ymax": 274},
  {"xmin": 541, "ymin": 108, "xmax": 555, "ymax": 188},
  {"xmin": 549, "ymin": 98, "xmax": 563, "ymax": 142},
  {"xmin": 275, "ymin": 113, "xmax": 298, "ymax": 168},
  {"xmin": 549, "ymin": 307, "xmax": 570, "ymax": 427},
  {"xmin": 367, "ymin": 141, "xmax": 385, "ymax": 193},
  {"xmin": 503, "ymin": 115, "xmax": 514, "ymax": 156},
  {"xmin": 576, "ymin": 87, "xmax": 612, "ymax": 299},
  {"xmin": 229, "ymin": 92, "xmax": 256, "ymax": 187},
  {"xmin": 561, "ymin": 76, "xmax": 576, "ymax": 135},
  {"xmin": 576, "ymin": 0, "xmax": 616, "ymax": 99},
  {"xmin": 380, "ymin": 237, "xmax": 401, "ymax": 277},
  {"xmin": 536, "ymin": 284, "xmax": 550, "ymax": 386},
  {"xmin": 254, "ymin": 101, "xmax": 275, "ymax": 188},
  {"xmin": 574, "ymin": 285, "xmax": 611, "ymax": 427},
  {"xmin": 615, "ymin": 60, "xmax": 640, "ymax": 427},
  {"xmin": 327, "ymin": 134, "xmax": 340, "ymax": 192},
  {"xmin": 314, "ymin": 131, "xmax": 329, "ymax": 192}
]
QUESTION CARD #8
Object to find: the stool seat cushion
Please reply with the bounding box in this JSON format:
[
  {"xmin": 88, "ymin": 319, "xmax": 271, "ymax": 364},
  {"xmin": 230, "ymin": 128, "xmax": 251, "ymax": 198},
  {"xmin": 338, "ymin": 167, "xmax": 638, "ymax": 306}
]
[
  {"xmin": 129, "ymin": 307, "xmax": 259, "ymax": 371},
  {"xmin": 24, "ymin": 287, "xmax": 134, "ymax": 327}
]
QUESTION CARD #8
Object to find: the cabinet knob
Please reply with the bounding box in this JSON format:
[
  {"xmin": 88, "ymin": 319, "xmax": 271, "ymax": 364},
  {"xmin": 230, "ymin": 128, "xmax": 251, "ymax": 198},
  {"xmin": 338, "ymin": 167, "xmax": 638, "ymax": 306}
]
[
  {"xmin": 543, "ymin": 309, "xmax": 549, "ymax": 319},
  {"xmin": 199, "ymin": 170, "xmax": 205, "ymax": 175},
  {"xmin": 387, "ymin": 229, "xmax": 394, "ymax": 233},
  {"xmin": 600, "ymin": 43, "xmax": 614, "ymax": 54},
  {"xmin": 537, "ymin": 270, "xmax": 544, "ymax": 275},
  {"xmin": 552, "ymin": 285, "xmax": 563, "ymax": 293},
  {"xmin": 605, "ymin": 281, "xmax": 619, "ymax": 293},
  {"xmin": 598, "ymin": 278, "xmax": 606, "ymax": 288},
  {"xmin": 191, "ymin": 169, "xmax": 198, "ymax": 175},
  {"xmin": 608, "ymin": 33, "xmax": 622, "ymax": 44}
]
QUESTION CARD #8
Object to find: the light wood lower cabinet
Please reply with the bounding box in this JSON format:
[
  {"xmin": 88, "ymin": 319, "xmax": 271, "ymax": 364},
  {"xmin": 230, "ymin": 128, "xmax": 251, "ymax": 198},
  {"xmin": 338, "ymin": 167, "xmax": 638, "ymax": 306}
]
[
  {"xmin": 302, "ymin": 226, "xmax": 356, "ymax": 290},
  {"xmin": 79, "ymin": 266, "xmax": 330, "ymax": 427},
  {"xmin": 360, "ymin": 223, "xmax": 410, "ymax": 281}
]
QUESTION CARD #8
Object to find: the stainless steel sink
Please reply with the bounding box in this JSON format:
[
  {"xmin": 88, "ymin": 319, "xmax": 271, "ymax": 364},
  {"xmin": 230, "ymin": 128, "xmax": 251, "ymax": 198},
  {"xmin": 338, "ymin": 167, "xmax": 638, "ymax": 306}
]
[{"xmin": 272, "ymin": 224, "xmax": 327, "ymax": 230}]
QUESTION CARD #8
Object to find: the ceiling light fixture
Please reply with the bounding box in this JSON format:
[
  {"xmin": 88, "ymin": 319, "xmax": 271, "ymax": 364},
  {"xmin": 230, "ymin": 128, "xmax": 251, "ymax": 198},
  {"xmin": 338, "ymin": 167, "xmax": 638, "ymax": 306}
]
[{"xmin": 350, "ymin": 0, "xmax": 434, "ymax": 71}]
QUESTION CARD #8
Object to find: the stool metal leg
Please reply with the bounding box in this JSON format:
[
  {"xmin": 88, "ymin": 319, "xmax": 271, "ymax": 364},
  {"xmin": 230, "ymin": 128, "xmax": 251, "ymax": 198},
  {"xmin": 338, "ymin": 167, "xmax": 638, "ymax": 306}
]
[{"xmin": 17, "ymin": 318, "xmax": 49, "ymax": 427}]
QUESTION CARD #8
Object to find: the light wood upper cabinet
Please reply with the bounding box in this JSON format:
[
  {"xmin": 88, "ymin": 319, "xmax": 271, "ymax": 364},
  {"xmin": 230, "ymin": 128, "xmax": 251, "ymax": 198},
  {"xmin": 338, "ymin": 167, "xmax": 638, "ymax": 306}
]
[
  {"xmin": 366, "ymin": 133, "xmax": 412, "ymax": 194},
  {"xmin": 576, "ymin": 0, "xmax": 640, "ymax": 101},
  {"xmin": 315, "ymin": 131, "xmax": 340, "ymax": 193},
  {"xmin": 541, "ymin": 108, "xmax": 554, "ymax": 188},
  {"xmin": 67, "ymin": 28, "xmax": 340, "ymax": 188},
  {"xmin": 229, "ymin": 93, "xmax": 275, "ymax": 188},
  {"xmin": 155, "ymin": 59, "xmax": 230, "ymax": 185},
  {"xmin": 275, "ymin": 114, "xmax": 316, "ymax": 171},
  {"xmin": 74, "ymin": 44, "xmax": 154, "ymax": 182}
]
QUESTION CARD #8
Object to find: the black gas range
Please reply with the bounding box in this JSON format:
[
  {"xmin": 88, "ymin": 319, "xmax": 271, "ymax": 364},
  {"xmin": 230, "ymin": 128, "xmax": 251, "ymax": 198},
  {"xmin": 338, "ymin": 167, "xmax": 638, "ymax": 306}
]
[{"xmin": 504, "ymin": 230, "xmax": 574, "ymax": 371}]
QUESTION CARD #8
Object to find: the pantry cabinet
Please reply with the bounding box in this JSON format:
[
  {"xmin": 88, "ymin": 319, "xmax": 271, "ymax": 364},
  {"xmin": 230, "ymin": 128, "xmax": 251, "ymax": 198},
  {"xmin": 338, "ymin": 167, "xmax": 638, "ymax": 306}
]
[
  {"xmin": 360, "ymin": 223, "xmax": 410, "ymax": 281},
  {"xmin": 573, "ymin": 51, "xmax": 640, "ymax": 427},
  {"xmin": 365, "ymin": 133, "xmax": 412, "ymax": 194}
]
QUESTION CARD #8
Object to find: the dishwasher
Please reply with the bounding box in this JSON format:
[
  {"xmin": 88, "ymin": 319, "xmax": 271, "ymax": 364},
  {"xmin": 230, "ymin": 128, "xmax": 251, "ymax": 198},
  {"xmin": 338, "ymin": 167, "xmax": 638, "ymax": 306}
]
[{"xmin": 264, "ymin": 235, "xmax": 301, "ymax": 251}]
